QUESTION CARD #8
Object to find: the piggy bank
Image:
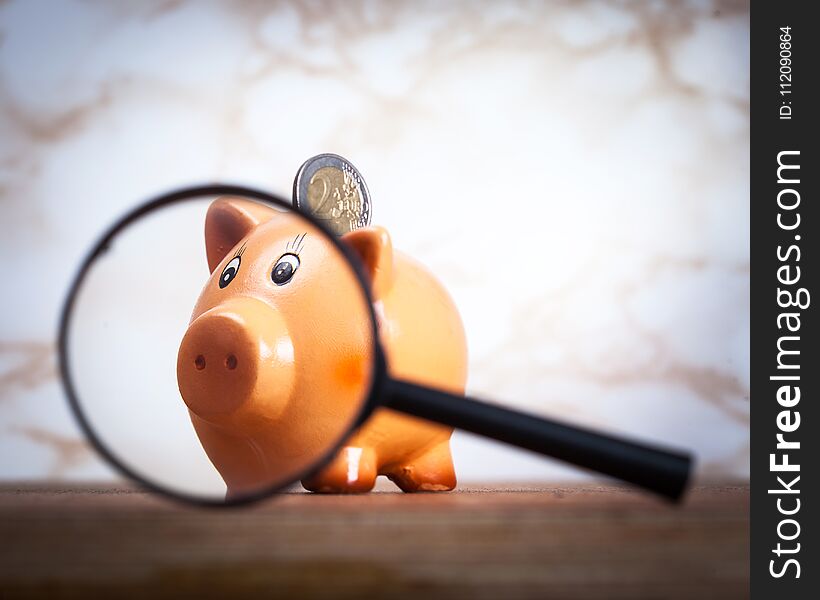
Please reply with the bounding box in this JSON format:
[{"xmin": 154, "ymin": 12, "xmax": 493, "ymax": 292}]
[{"xmin": 177, "ymin": 198, "xmax": 467, "ymax": 496}]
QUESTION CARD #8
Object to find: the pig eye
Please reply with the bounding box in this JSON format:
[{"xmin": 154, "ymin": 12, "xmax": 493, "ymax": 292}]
[
  {"xmin": 272, "ymin": 253, "xmax": 300, "ymax": 285},
  {"xmin": 219, "ymin": 256, "xmax": 241, "ymax": 289}
]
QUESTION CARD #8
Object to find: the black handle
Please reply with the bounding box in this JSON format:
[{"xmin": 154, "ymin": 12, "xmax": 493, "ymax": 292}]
[{"xmin": 383, "ymin": 379, "xmax": 692, "ymax": 501}]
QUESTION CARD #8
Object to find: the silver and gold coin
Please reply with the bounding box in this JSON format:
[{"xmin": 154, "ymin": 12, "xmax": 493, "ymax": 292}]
[{"xmin": 293, "ymin": 154, "xmax": 371, "ymax": 236}]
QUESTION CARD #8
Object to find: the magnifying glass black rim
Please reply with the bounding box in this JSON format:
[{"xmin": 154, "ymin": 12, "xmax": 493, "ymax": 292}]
[{"xmin": 57, "ymin": 183, "xmax": 386, "ymax": 508}]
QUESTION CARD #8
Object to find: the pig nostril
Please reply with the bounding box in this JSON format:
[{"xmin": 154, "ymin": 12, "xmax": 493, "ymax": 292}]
[
  {"xmin": 225, "ymin": 354, "xmax": 238, "ymax": 370},
  {"xmin": 194, "ymin": 355, "xmax": 206, "ymax": 370}
]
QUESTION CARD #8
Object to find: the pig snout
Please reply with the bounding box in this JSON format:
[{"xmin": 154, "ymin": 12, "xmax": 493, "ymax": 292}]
[{"xmin": 177, "ymin": 297, "xmax": 294, "ymax": 423}]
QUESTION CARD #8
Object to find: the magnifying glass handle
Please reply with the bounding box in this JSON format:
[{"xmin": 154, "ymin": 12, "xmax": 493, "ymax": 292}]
[{"xmin": 383, "ymin": 379, "xmax": 693, "ymax": 502}]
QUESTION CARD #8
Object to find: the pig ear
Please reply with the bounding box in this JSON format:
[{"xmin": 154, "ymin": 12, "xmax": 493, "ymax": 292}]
[
  {"xmin": 341, "ymin": 226, "xmax": 394, "ymax": 297},
  {"xmin": 205, "ymin": 197, "xmax": 277, "ymax": 272}
]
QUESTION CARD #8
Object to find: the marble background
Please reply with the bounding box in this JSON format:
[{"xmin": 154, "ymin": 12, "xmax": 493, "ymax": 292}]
[{"xmin": 0, "ymin": 0, "xmax": 749, "ymax": 485}]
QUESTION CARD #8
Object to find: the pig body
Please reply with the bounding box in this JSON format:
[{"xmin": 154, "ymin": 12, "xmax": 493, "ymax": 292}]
[
  {"xmin": 177, "ymin": 198, "xmax": 467, "ymax": 496},
  {"xmin": 304, "ymin": 243, "xmax": 467, "ymax": 493}
]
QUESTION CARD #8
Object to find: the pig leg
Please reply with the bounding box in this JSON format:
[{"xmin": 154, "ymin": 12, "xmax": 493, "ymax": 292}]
[
  {"xmin": 385, "ymin": 440, "xmax": 456, "ymax": 492},
  {"xmin": 301, "ymin": 446, "xmax": 377, "ymax": 493}
]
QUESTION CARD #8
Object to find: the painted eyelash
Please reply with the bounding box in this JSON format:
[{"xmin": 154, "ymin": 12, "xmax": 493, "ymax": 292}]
[
  {"xmin": 285, "ymin": 232, "xmax": 307, "ymax": 254},
  {"xmin": 232, "ymin": 242, "xmax": 247, "ymax": 259}
]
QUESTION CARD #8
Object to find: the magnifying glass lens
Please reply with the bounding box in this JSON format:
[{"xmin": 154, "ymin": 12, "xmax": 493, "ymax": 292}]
[{"xmin": 63, "ymin": 192, "xmax": 378, "ymax": 504}]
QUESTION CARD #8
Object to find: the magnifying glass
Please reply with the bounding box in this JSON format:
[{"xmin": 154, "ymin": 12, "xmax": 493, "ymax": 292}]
[{"xmin": 58, "ymin": 185, "xmax": 692, "ymax": 506}]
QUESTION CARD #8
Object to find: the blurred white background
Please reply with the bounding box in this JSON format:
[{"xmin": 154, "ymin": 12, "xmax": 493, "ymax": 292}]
[{"xmin": 0, "ymin": 0, "xmax": 748, "ymax": 485}]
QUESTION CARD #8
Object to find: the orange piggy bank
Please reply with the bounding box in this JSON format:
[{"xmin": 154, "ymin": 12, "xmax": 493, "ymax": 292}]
[{"xmin": 177, "ymin": 198, "xmax": 467, "ymax": 497}]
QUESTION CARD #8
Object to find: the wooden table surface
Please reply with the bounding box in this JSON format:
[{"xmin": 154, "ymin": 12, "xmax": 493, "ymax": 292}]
[{"xmin": 0, "ymin": 483, "xmax": 748, "ymax": 599}]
